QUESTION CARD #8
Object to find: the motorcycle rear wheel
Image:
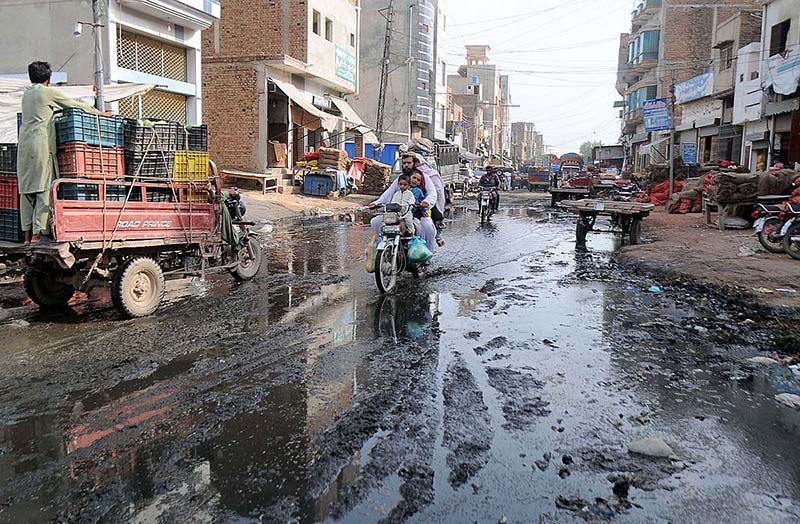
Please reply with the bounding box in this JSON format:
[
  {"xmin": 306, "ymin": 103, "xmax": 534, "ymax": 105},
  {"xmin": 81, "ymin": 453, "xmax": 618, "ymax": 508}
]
[
  {"xmin": 375, "ymin": 246, "xmax": 398, "ymax": 293},
  {"xmin": 782, "ymin": 222, "xmax": 800, "ymax": 260},
  {"xmin": 758, "ymin": 217, "xmax": 784, "ymax": 253}
]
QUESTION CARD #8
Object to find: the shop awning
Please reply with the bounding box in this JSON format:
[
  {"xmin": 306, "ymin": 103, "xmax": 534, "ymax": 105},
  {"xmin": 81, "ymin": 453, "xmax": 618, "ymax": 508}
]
[
  {"xmin": 638, "ymin": 135, "xmax": 670, "ymax": 155},
  {"xmin": 459, "ymin": 149, "xmax": 481, "ymax": 162},
  {"xmin": 329, "ymin": 96, "xmax": 379, "ymax": 145},
  {"xmin": 269, "ymin": 77, "xmax": 338, "ymax": 132}
]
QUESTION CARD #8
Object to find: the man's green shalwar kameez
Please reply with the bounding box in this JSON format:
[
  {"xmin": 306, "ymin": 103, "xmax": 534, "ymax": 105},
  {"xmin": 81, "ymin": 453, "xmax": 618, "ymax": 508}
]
[{"xmin": 17, "ymin": 84, "xmax": 99, "ymax": 235}]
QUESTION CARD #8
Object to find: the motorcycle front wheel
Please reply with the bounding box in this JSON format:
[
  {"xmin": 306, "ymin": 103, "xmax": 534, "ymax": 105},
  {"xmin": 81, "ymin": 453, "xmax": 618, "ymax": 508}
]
[
  {"xmin": 758, "ymin": 217, "xmax": 784, "ymax": 253},
  {"xmin": 375, "ymin": 246, "xmax": 398, "ymax": 293},
  {"xmin": 782, "ymin": 222, "xmax": 800, "ymax": 260}
]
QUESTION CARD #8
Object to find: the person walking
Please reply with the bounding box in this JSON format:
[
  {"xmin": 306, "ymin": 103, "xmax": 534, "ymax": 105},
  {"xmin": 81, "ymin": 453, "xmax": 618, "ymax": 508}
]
[{"xmin": 17, "ymin": 61, "xmax": 108, "ymax": 243}]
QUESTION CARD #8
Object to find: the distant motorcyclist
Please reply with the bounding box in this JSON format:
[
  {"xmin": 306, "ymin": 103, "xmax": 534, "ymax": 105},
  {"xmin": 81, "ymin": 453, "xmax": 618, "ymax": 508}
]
[{"xmin": 479, "ymin": 166, "xmax": 501, "ymax": 211}]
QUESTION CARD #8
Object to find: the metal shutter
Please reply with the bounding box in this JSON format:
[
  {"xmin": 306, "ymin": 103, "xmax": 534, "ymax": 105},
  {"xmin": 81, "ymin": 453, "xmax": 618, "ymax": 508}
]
[{"xmin": 117, "ymin": 30, "xmax": 187, "ymax": 82}]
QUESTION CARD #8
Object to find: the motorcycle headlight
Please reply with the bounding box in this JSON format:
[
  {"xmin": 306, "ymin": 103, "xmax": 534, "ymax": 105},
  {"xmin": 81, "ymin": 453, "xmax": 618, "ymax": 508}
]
[{"xmin": 383, "ymin": 212, "xmax": 400, "ymax": 225}]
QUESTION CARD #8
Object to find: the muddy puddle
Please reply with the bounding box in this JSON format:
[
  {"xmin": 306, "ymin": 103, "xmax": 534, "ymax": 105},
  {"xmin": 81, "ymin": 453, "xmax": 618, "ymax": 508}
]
[{"xmin": 1, "ymin": 203, "xmax": 800, "ymax": 523}]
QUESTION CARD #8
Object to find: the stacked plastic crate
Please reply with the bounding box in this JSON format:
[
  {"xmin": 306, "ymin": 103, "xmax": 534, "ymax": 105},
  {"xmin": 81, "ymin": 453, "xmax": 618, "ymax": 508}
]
[
  {"xmin": 54, "ymin": 108, "xmax": 126, "ymax": 203},
  {"xmin": 0, "ymin": 144, "xmax": 21, "ymax": 242},
  {"xmin": 175, "ymin": 124, "xmax": 210, "ymax": 203}
]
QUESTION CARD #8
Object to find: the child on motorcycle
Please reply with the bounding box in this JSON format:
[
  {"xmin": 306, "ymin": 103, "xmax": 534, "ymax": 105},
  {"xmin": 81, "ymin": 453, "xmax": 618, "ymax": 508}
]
[
  {"xmin": 410, "ymin": 170, "xmax": 430, "ymax": 221},
  {"xmin": 392, "ymin": 174, "xmax": 417, "ymax": 236}
]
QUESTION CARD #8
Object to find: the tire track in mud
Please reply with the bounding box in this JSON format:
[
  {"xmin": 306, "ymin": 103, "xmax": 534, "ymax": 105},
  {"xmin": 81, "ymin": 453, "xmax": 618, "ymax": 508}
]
[{"xmin": 442, "ymin": 355, "xmax": 493, "ymax": 489}]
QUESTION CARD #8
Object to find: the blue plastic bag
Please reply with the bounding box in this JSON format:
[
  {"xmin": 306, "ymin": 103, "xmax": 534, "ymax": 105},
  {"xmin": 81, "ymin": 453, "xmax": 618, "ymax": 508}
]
[{"xmin": 407, "ymin": 236, "xmax": 433, "ymax": 264}]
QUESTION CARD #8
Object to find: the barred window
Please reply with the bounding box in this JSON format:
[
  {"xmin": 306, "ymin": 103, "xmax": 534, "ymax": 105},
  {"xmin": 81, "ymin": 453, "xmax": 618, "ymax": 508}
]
[
  {"xmin": 118, "ymin": 89, "xmax": 187, "ymax": 124},
  {"xmin": 117, "ymin": 29, "xmax": 187, "ymax": 82}
]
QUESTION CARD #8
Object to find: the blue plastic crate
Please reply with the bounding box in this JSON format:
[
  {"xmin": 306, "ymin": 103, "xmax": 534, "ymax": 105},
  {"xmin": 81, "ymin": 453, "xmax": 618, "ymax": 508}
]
[
  {"xmin": 57, "ymin": 182, "xmax": 100, "ymax": 201},
  {"xmin": 0, "ymin": 208, "xmax": 22, "ymax": 243},
  {"xmin": 55, "ymin": 108, "xmax": 124, "ymax": 148},
  {"xmin": 303, "ymin": 173, "xmax": 335, "ymax": 197}
]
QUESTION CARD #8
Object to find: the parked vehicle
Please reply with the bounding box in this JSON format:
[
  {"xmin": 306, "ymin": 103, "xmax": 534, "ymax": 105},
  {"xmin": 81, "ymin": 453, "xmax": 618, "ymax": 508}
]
[
  {"xmin": 478, "ymin": 186, "xmax": 496, "ymax": 223},
  {"xmin": 559, "ymin": 152, "xmax": 584, "ymax": 178},
  {"xmin": 3, "ymin": 162, "xmax": 262, "ymax": 318},
  {"xmin": 752, "ymin": 203, "xmax": 785, "ymax": 253},
  {"xmin": 527, "ymin": 166, "xmax": 550, "ymax": 192},
  {"xmin": 372, "ymin": 203, "xmax": 428, "ymax": 293},
  {"xmin": 780, "ymin": 203, "xmax": 800, "ymax": 260}
]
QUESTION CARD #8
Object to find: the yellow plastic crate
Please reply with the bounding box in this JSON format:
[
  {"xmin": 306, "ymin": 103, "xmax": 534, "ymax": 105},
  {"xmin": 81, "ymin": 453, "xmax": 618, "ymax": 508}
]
[
  {"xmin": 172, "ymin": 151, "xmax": 209, "ymax": 183},
  {"xmin": 185, "ymin": 188, "xmax": 209, "ymax": 203}
]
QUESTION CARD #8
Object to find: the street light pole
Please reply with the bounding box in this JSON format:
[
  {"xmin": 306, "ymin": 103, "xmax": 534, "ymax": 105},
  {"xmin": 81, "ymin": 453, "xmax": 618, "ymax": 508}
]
[{"xmin": 91, "ymin": 0, "xmax": 106, "ymax": 110}]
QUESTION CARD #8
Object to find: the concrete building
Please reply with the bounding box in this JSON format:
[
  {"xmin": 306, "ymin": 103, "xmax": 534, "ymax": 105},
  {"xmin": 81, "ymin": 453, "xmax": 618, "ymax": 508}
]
[
  {"xmin": 511, "ymin": 121, "xmax": 537, "ymax": 166},
  {"xmin": 452, "ymin": 88, "xmax": 484, "ymax": 154},
  {"xmin": 202, "ymin": 0, "xmax": 371, "ymax": 176},
  {"xmin": 615, "ymin": 0, "xmax": 759, "ymax": 172},
  {"xmin": 448, "ymin": 45, "xmax": 504, "ymax": 159},
  {"xmin": 0, "ymin": 0, "xmax": 219, "ymax": 124},
  {"xmin": 348, "ymin": 0, "xmax": 450, "ymax": 154}
]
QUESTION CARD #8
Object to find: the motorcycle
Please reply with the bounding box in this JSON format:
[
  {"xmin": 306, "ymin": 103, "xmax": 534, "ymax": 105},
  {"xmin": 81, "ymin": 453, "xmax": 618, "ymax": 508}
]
[
  {"xmin": 478, "ymin": 186, "xmax": 496, "ymax": 223},
  {"xmin": 780, "ymin": 203, "xmax": 800, "ymax": 260},
  {"xmin": 372, "ymin": 203, "xmax": 429, "ymax": 293},
  {"xmin": 222, "ymin": 187, "xmax": 262, "ymax": 280},
  {"xmin": 752, "ymin": 203, "xmax": 785, "ymax": 253}
]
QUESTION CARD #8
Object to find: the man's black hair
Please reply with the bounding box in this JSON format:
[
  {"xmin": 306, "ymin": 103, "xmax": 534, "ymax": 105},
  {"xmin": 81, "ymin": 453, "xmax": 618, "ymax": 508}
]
[
  {"xmin": 28, "ymin": 61, "xmax": 52, "ymax": 84},
  {"xmin": 397, "ymin": 174, "xmax": 411, "ymax": 184}
]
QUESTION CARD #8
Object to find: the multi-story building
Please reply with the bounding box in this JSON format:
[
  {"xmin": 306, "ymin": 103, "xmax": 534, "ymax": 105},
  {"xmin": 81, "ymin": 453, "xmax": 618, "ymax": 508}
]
[
  {"xmin": 0, "ymin": 0, "xmax": 219, "ymax": 124},
  {"xmin": 511, "ymin": 122, "xmax": 537, "ymax": 166},
  {"xmin": 615, "ymin": 0, "xmax": 758, "ymax": 172},
  {"xmin": 452, "ymin": 86, "xmax": 484, "ymax": 155},
  {"xmin": 448, "ymin": 45, "xmax": 504, "ymax": 159},
  {"xmin": 202, "ymin": 0, "xmax": 371, "ymax": 176},
  {"xmin": 349, "ymin": 0, "xmax": 449, "ymax": 159}
]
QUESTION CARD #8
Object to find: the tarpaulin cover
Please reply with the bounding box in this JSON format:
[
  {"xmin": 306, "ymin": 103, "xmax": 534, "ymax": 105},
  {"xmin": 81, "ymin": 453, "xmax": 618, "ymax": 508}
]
[{"xmin": 0, "ymin": 82, "xmax": 154, "ymax": 143}]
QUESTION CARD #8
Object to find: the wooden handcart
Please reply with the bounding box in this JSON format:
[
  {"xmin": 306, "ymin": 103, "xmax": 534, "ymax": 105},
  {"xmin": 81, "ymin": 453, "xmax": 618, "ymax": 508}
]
[
  {"xmin": 560, "ymin": 199, "xmax": 655, "ymax": 245},
  {"xmin": 550, "ymin": 187, "xmax": 591, "ymax": 208}
]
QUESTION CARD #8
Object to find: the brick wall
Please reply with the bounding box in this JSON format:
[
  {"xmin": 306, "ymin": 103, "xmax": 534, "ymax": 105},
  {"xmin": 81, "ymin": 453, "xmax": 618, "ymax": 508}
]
[
  {"xmin": 739, "ymin": 9, "xmax": 764, "ymax": 47},
  {"xmin": 202, "ymin": 63, "xmax": 261, "ymax": 172},
  {"xmin": 201, "ymin": 0, "xmax": 308, "ymax": 62}
]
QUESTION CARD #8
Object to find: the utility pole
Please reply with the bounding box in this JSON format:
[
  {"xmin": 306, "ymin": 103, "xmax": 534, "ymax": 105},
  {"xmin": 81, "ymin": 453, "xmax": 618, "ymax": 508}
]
[
  {"xmin": 91, "ymin": 0, "xmax": 106, "ymax": 110},
  {"xmin": 668, "ymin": 69, "xmax": 676, "ymax": 200},
  {"xmin": 375, "ymin": 0, "xmax": 394, "ymax": 147}
]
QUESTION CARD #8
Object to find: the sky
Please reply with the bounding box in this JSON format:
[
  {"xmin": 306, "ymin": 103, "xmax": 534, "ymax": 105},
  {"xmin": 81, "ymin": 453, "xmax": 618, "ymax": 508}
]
[{"xmin": 442, "ymin": 0, "xmax": 635, "ymax": 156}]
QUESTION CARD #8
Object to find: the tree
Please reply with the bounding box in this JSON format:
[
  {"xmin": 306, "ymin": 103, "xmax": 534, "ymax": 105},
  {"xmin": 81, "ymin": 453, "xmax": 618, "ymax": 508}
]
[{"xmin": 579, "ymin": 141, "xmax": 602, "ymax": 160}]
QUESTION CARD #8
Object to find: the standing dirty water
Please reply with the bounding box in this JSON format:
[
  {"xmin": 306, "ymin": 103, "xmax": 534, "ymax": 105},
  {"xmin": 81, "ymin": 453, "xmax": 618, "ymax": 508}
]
[{"xmin": 1, "ymin": 202, "xmax": 800, "ymax": 523}]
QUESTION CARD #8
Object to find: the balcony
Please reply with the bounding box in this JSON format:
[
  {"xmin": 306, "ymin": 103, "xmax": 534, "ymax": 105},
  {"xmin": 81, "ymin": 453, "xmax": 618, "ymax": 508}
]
[{"xmin": 631, "ymin": 0, "xmax": 661, "ymax": 31}]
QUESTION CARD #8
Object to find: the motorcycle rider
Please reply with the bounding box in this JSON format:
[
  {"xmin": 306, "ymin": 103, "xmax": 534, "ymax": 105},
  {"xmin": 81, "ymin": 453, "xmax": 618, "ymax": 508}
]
[
  {"xmin": 479, "ymin": 165, "xmax": 501, "ymax": 211},
  {"xmin": 401, "ymin": 149, "xmax": 446, "ymax": 247}
]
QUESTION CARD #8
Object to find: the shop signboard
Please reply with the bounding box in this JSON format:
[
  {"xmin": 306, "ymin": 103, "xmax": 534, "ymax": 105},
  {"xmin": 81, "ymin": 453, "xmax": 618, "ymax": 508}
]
[
  {"xmin": 674, "ymin": 72, "xmax": 714, "ymax": 104},
  {"xmin": 336, "ymin": 46, "xmax": 356, "ymax": 84},
  {"xmin": 642, "ymin": 98, "xmax": 670, "ymax": 132},
  {"xmin": 681, "ymin": 143, "xmax": 698, "ymax": 165}
]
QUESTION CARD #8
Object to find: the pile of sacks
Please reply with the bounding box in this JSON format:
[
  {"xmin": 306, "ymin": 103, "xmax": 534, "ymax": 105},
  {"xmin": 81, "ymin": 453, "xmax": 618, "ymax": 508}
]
[
  {"xmin": 350, "ymin": 157, "xmax": 391, "ymax": 196},
  {"xmin": 708, "ymin": 172, "xmax": 759, "ymax": 203},
  {"xmin": 668, "ymin": 175, "xmax": 713, "ymax": 214},
  {"xmin": 318, "ymin": 148, "xmax": 349, "ymax": 170},
  {"xmin": 758, "ymin": 169, "xmax": 800, "ymax": 195}
]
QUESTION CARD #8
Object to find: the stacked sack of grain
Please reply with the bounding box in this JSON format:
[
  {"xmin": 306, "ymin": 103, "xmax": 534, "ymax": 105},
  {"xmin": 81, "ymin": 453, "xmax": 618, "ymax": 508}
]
[
  {"xmin": 710, "ymin": 172, "xmax": 759, "ymax": 203},
  {"xmin": 359, "ymin": 158, "xmax": 392, "ymax": 196},
  {"xmin": 318, "ymin": 147, "xmax": 349, "ymax": 170}
]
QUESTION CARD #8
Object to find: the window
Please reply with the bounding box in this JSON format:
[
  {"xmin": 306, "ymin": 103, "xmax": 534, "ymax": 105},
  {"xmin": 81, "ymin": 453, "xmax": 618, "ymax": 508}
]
[
  {"xmin": 770, "ymin": 19, "xmax": 791, "ymax": 57},
  {"xmin": 117, "ymin": 30, "xmax": 187, "ymax": 82},
  {"xmin": 350, "ymin": 32, "xmax": 355, "ymax": 47},
  {"xmin": 312, "ymin": 10, "xmax": 321, "ymax": 36},
  {"xmin": 325, "ymin": 18, "xmax": 333, "ymax": 42},
  {"xmin": 640, "ymin": 31, "xmax": 659, "ymax": 61},
  {"xmin": 719, "ymin": 43, "xmax": 733, "ymax": 70}
]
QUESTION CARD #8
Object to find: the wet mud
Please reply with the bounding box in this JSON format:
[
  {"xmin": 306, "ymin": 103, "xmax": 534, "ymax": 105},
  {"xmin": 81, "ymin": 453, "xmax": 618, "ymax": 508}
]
[{"xmin": 1, "ymin": 199, "xmax": 800, "ymax": 523}]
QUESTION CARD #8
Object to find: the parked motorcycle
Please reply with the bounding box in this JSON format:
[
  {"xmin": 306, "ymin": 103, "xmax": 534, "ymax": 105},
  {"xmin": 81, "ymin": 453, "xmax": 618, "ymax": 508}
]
[
  {"xmin": 222, "ymin": 187, "xmax": 262, "ymax": 281},
  {"xmin": 781, "ymin": 203, "xmax": 800, "ymax": 260},
  {"xmin": 478, "ymin": 186, "xmax": 496, "ymax": 223},
  {"xmin": 372, "ymin": 203, "xmax": 429, "ymax": 293},
  {"xmin": 752, "ymin": 203, "xmax": 785, "ymax": 253}
]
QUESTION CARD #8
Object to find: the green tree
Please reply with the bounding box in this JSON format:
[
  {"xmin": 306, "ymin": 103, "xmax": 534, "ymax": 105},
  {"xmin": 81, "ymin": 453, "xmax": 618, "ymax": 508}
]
[{"xmin": 579, "ymin": 141, "xmax": 602, "ymax": 160}]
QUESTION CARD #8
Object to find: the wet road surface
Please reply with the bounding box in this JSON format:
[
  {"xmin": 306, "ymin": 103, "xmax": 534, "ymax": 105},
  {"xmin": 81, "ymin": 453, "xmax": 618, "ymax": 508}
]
[{"xmin": 1, "ymin": 196, "xmax": 800, "ymax": 523}]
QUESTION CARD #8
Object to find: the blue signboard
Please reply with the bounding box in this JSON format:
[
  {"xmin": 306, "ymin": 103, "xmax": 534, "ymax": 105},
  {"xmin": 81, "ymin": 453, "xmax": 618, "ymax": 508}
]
[
  {"xmin": 674, "ymin": 72, "xmax": 714, "ymax": 104},
  {"xmin": 551, "ymin": 164, "xmax": 561, "ymax": 173},
  {"xmin": 681, "ymin": 143, "xmax": 698, "ymax": 165},
  {"xmin": 642, "ymin": 98, "xmax": 670, "ymax": 132}
]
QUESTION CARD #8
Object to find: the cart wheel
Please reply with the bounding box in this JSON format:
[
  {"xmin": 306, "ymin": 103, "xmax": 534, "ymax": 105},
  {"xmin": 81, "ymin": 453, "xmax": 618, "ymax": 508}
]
[
  {"xmin": 112, "ymin": 257, "xmax": 165, "ymax": 318},
  {"xmin": 629, "ymin": 217, "xmax": 642, "ymax": 245},
  {"xmin": 232, "ymin": 237, "xmax": 263, "ymax": 281},
  {"xmin": 576, "ymin": 220, "xmax": 588, "ymax": 244},
  {"xmin": 24, "ymin": 268, "xmax": 75, "ymax": 308}
]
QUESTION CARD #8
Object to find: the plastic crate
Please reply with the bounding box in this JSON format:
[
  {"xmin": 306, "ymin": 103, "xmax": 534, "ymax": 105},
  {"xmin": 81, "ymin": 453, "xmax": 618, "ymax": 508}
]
[
  {"xmin": 185, "ymin": 188, "xmax": 209, "ymax": 203},
  {"xmin": 105, "ymin": 184, "xmax": 142, "ymax": 202},
  {"xmin": 0, "ymin": 177, "xmax": 19, "ymax": 209},
  {"xmin": 0, "ymin": 208, "xmax": 23, "ymax": 243},
  {"xmin": 124, "ymin": 119, "xmax": 181, "ymax": 152},
  {"xmin": 57, "ymin": 143, "xmax": 125, "ymax": 179},
  {"xmin": 57, "ymin": 182, "xmax": 100, "ymax": 201},
  {"xmin": 172, "ymin": 151, "xmax": 210, "ymax": 183},
  {"xmin": 0, "ymin": 143, "xmax": 17, "ymax": 176},
  {"xmin": 54, "ymin": 109, "xmax": 124, "ymax": 148},
  {"xmin": 125, "ymin": 151, "xmax": 175, "ymax": 179},
  {"xmin": 185, "ymin": 125, "xmax": 208, "ymax": 151},
  {"xmin": 146, "ymin": 186, "xmax": 175, "ymax": 203},
  {"xmin": 303, "ymin": 173, "xmax": 336, "ymax": 196}
]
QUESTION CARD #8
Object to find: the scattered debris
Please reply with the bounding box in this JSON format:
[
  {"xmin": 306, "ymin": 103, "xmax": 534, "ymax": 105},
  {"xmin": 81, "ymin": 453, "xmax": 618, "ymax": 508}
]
[
  {"xmin": 745, "ymin": 356, "xmax": 780, "ymax": 366},
  {"xmin": 627, "ymin": 437, "xmax": 675, "ymax": 458},
  {"xmin": 775, "ymin": 393, "xmax": 800, "ymax": 410}
]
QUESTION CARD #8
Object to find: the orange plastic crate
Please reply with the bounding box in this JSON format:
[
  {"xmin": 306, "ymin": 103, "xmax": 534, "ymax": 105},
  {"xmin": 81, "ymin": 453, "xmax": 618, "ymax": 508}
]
[{"xmin": 57, "ymin": 143, "xmax": 125, "ymax": 179}]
